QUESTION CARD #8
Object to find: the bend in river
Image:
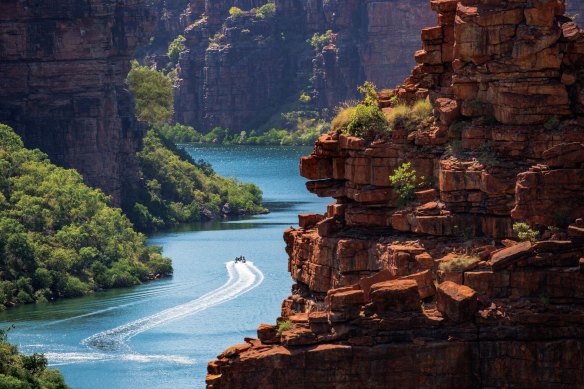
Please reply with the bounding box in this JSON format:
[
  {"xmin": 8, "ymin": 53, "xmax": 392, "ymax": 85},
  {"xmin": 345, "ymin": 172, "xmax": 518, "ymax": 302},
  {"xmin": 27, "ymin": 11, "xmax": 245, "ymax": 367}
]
[{"xmin": 0, "ymin": 145, "xmax": 327, "ymax": 389}]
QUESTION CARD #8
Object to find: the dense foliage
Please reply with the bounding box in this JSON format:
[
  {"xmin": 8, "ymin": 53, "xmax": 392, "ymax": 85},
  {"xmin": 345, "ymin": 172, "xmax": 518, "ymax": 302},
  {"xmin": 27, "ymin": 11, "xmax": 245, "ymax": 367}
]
[
  {"xmin": 167, "ymin": 35, "xmax": 186, "ymax": 65},
  {"xmin": 124, "ymin": 60, "xmax": 267, "ymax": 231},
  {"xmin": 0, "ymin": 124, "xmax": 172, "ymax": 309},
  {"xmin": 229, "ymin": 6, "xmax": 244, "ymax": 18},
  {"xmin": 127, "ymin": 129, "xmax": 267, "ymax": 231},
  {"xmin": 513, "ymin": 222, "xmax": 539, "ymax": 243},
  {"xmin": 127, "ymin": 61, "xmax": 174, "ymax": 126},
  {"xmin": 157, "ymin": 123, "xmax": 325, "ymax": 146},
  {"xmin": 308, "ymin": 30, "xmax": 334, "ymax": 52},
  {"xmin": 254, "ymin": 2, "xmax": 276, "ymax": 19},
  {"xmin": 0, "ymin": 327, "xmax": 69, "ymax": 389},
  {"xmin": 332, "ymin": 83, "xmax": 389, "ymax": 137},
  {"xmin": 332, "ymin": 83, "xmax": 433, "ymax": 137}
]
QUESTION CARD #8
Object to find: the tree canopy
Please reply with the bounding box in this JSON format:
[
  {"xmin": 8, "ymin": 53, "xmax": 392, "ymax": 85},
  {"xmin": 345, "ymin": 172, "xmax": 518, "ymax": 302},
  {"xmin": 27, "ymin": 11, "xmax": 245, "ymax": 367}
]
[
  {"xmin": 127, "ymin": 61, "xmax": 174, "ymax": 126},
  {"xmin": 127, "ymin": 129, "xmax": 267, "ymax": 231},
  {"xmin": 0, "ymin": 124, "xmax": 172, "ymax": 309},
  {"xmin": 0, "ymin": 327, "xmax": 69, "ymax": 389}
]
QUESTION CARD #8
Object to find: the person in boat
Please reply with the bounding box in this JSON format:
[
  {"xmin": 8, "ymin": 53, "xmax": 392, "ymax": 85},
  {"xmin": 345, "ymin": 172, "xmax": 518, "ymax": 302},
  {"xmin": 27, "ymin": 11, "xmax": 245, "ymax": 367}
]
[{"xmin": 234, "ymin": 256, "xmax": 247, "ymax": 263}]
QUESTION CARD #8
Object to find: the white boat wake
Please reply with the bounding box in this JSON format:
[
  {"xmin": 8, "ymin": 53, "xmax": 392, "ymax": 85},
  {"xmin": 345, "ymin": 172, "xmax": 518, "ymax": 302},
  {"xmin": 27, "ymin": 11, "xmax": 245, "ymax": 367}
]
[
  {"xmin": 82, "ymin": 261, "xmax": 264, "ymax": 352},
  {"xmin": 46, "ymin": 351, "xmax": 197, "ymax": 366}
]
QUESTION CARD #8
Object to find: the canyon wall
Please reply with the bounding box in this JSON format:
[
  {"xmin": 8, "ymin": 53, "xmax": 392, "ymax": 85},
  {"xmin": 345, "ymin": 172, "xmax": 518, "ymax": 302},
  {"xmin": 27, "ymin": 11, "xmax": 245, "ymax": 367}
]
[
  {"xmin": 174, "ymin": 0, "xmax": 435, "ymax": 131},
  {"xmin": 0, "ymin": 0, "xmax": 154, "ymax": 205},
  {"xmin": 207, "ymin": 0, "xmax": 584, "ymax": 387}
]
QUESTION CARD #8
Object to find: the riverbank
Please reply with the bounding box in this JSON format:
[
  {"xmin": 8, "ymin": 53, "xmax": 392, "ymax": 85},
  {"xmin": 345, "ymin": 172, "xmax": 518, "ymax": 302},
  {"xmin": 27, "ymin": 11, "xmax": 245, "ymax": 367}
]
[{"xmin": 0, "ymin": 145, "xmax": 328, "ymax": 388}]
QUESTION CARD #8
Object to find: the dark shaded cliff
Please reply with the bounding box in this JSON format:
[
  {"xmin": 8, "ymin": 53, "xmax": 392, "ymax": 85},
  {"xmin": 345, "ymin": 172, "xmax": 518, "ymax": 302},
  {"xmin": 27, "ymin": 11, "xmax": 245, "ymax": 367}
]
[
  {"xmin": 208, "ymin": 0, "xmax": 584, "ymax": 387},
  {"xmin": 0, "ymin": 0, "xmax": 154, "ymax": 205},
  {"xmin": 174, "ymin": 0, "xmax": 435, "ymax": 131}
]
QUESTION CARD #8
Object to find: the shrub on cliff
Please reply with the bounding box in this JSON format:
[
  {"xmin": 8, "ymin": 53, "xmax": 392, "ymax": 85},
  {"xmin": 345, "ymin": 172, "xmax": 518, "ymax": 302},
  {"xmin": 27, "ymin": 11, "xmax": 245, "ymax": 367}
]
[
  {"xmin": 127, "ymin": 61, "xmax": 174, "ymax": 126},
  {"xmin": 389, "ymin": 162, "xmax": 424, "ymax": 207},
  {"xmin": 0, "ymin": 124, "xmax": 172, "ymax": 308},
  {"xmin": 167, "ymin": 35, "xmax": 186, "ymax": 65},
  {"xmin": 277, "ymin": 319, "xmax": 292, "ymax": 335},
  {"xmin": 513, "ymin": 222, "xmax": 539, "ymax": 243},
  {"xmin": 439, "ymin": 255, "xmax": 480, "ymax": 272},
  {"xmin": 0, "ymin": 327, "xmax": 69, "ymax": 388},
  {"xmin": 254, "ymin": 2, "xmax": 276, "ymax": 19},
  {"xmin": 128, "ymin": 129, "xmax": 267, "ymax": 231},
  {"xmin": 308, "ymin": 30, "xmax": 334, "ymax": 52},
  {"xmin": 229, "ymin": 7, "xmax": 244, "ymax": 18},
  {"xmin": 332, "ymin": 82, "xmax": 388, "ymax": 137},
  {"xmin": 345, "ymin": 104, "xmax": 389, "ymax": 137},
  {"xmin": 385, "ymin": 99, "xmax": 432, "ymax": 131}
]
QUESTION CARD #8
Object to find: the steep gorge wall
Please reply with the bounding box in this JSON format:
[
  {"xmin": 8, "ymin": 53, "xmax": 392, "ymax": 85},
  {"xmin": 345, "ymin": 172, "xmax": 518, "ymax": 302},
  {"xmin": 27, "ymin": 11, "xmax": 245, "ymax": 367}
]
[
  {"xmin": 0, "ymin": 0, "xmax": 154, "ymax": 205},
  {"xmin": 207, "ymin": 0, "xmax": 584, "ymax": 387},
  {"xmin": 174, "ymin": 0, "xmax": 435, "ymax": 131}
]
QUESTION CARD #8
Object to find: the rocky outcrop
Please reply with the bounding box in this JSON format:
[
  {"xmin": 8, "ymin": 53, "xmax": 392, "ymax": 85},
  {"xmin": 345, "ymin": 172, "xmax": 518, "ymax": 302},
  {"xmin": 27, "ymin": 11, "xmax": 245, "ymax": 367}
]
[
  {"xmin": 175, "ymin": 3, "xmax": 293, "ymax": 131},
  {"xmin": 312, "ymin": 0, "xmax": 436, "ymax": 109},
  {"xmin": 174, "ymin": 0, "xmax": 434, "ymax": 131},
  {"xmin": 208, "ymin": 1, "xmax": 584, "ymax": 387},
  {"xmin": 0, "ymin": 0, "xmax": 154, "ymax": 205}
]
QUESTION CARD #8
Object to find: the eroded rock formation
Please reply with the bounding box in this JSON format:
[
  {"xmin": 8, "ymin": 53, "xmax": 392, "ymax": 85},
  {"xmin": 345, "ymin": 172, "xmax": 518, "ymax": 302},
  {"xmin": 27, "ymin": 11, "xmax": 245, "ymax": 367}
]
[
  {"xmin": 0, "ymin": 0, "xmax": 154, "ymax": 204},
  {"xmin": 174, "ymin": 0, "xmax": 435, "ymax": 131},
  {"xmin": 207, "ymin": 1, "xmax": 584, "ymax": 387}
]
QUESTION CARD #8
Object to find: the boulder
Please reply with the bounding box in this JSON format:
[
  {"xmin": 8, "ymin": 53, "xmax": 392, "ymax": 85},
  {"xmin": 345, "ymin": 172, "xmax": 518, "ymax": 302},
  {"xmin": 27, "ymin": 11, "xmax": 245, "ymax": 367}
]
[
  {"xmin": 437, "ymin": 281, "xmax": 478, "ymax": 322},
  {"xmin": 400, "ymin": 270, "xmax": 436, "ymax": 299},
  {"xmin": 489, "ymin": 241, "xmax": 532, "ymax": 271},
  {"xmin": 326, "ymin": 288, "xmax": 366, "ymax": 322},
  {"xmin": 435, "ymin": 97, "xmax": 460, "ymax": 126},
  {"xmin": 298, "ymin": 214, "xmax": 325, "ymax": 229},
  {"xmin": 257, "ymin": 324, "xmax": 279, "ymax": 344},
  {"xmin": 358, "ymin": 269, "xmax": 395, "ymax": 299},
  {"xmin": 370, "ymin": 279, "xmax": 420, "ymax": 313}
]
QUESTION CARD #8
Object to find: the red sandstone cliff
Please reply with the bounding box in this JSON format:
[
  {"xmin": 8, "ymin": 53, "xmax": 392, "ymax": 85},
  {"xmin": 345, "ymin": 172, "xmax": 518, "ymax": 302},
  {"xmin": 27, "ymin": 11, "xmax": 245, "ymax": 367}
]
[
  {"xmin": 173, "ymin": 0, "xmax": 435, "ymax": 131},
  {"xmin": 0, "ymin": 0, "xmax": 154, "ymax": 205},
  {"xmin": 207, "ymin": 0, "xmax": 584, "ymax": 387}
]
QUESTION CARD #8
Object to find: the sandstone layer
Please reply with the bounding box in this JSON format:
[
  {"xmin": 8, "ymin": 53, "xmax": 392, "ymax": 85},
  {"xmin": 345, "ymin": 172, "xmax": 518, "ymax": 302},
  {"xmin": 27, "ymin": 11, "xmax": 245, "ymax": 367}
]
[
  {"xmin": 208, "ymin": 1, "xmax": 584, "ymax": 387},
  {"xmin": 0, "ymin": 0, "xmax": 154, "ymax": 205},
  {"xmin": 174, "ymin": 0, "xmax": 435, "ymax": 131}
]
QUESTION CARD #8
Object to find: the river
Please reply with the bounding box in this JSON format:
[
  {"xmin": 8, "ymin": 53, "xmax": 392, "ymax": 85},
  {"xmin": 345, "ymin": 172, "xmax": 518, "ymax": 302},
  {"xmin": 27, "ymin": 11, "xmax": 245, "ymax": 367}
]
[{"xmin": 0, "ymin": 145, "xmax": 327, "ymax": 389}]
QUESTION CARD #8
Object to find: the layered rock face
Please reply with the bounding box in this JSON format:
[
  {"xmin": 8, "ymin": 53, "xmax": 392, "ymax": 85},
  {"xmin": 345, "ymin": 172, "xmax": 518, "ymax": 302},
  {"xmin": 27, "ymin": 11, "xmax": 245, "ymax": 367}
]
[
  {"xmin": 208, "ymin": 1, "xmax": 584, "ymax": 387},
  {"xmin": 175, "ymin": 1, "xmax": 293, "ymax": 131},
  {"xmin": 312, "ymin": 0, "xmax": 436, "ymax": 109},
  {"xmin": 0, "ymin": 0, "xmax": 153, "ymax": 204},
  {"xmin": 174, "ymin": 0, "xmax": 434, "ymax": 131}
]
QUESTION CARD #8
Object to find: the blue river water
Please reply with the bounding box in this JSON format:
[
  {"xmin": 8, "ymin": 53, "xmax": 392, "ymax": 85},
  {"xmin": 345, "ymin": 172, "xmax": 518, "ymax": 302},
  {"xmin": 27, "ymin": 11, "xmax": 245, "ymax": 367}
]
[{"xmin": 0, "ymin": 145, "xmax": 328, "ymax": 389}]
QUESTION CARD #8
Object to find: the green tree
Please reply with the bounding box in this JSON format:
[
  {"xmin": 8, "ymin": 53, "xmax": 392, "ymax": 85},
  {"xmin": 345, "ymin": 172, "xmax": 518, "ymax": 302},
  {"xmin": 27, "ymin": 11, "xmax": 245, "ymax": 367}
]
[
  {"xmin": 254, "ymin": 2, "xmax": 276, "ymax": 19},
  {"xmin": 308, "ymin": 30, "xmax": 333, "ymax": 52},
  {"xmin": 128, "ymin": 129, "xmax": 267, "ymax": 231},
  {"xmin": 389, "ymin": 162, "xmax": 422, "ymax": 207},
  {"xmin": 127, "ymin": 61, "xmax": 174, "ymax": 126},
  {"xmin": 0, "ymin": 327, "xmax": 69, "ymax": 388},
  {"xmin": 167, "ymin": 35, "xmax": 186, "ymax": 65},
  {"xmin": 0, "ymin": 124, "xmax": 172, "ymax": 308}
]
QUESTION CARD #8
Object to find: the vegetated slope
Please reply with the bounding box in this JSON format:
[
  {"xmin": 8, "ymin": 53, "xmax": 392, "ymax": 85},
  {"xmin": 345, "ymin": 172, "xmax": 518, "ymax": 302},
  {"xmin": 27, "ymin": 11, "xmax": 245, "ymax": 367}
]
[
  {"xmin": 0, "ymin": 124, "xmax": 172, "ymax": 309},
  {"xmin": 0, "ymin": 327, "xmax": 69, "ymax": 388},
  {"xmin": 123, "ymin": 61, "xmax": 267, "ymax": 231},
  {"xmin": 127, "ymin": 129, "xmax": 267, "ymax": 231}
]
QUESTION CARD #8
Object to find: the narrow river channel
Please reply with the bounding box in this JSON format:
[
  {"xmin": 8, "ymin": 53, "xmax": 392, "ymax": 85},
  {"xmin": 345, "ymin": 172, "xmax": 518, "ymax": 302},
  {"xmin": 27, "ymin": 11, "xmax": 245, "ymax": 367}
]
[{"xmin": 0, "ymin": 145, "xmax": 327, "ymax": 389}]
